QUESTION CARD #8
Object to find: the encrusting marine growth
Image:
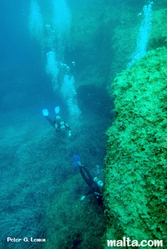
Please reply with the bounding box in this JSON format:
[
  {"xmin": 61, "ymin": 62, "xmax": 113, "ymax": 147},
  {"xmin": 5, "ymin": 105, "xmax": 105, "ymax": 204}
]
[{"xmin": 104, "ymin": 46, "xmax": 167, "ymax": 246}]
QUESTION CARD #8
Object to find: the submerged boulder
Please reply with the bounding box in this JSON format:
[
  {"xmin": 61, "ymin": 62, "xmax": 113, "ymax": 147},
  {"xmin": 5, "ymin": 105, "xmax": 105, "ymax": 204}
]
[{"xmin": 104, "ymin": 47, "xmax": 167, "ymax": 247}]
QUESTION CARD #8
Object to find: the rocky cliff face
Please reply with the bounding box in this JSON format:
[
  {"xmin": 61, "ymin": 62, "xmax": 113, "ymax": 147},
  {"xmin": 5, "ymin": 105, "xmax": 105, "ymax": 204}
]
[{"xmin": 103, "ymin": 46, "xmax": 167, "ymax": 247}]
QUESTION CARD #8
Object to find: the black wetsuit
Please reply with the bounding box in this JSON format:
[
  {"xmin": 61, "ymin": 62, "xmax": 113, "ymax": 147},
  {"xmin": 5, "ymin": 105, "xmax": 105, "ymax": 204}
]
[
  {"xmin": 78, "ymin": 165, "xmax": 102, "ymax": 202},
  {"xmin": 46, "ymin": 116, "xmax": 71, "ymax": 132}
]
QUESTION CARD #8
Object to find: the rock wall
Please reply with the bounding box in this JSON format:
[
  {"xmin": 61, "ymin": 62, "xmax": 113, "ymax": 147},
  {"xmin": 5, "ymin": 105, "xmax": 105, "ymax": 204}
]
[{"xmin": 103, "ymin": 47, "xmax": 167, "ymax": 247}]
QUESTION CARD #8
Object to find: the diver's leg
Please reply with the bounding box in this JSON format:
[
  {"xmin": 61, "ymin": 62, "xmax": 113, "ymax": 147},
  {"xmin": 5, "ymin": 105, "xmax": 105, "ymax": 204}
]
[
  {"xmin": 46, "ymin": 116, "xmax": 55, "ymax": 128},
  {"xmin": 79, "ymin": 166, "xmax": 93, "ymax": 188}
]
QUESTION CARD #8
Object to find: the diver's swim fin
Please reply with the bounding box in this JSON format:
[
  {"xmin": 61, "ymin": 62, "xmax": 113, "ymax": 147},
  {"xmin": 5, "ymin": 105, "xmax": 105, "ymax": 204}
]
[
  {"xmin": 55, "ymin": 106, "xmax": 60, "ymax": 114},
  {"xmin": 73, "ymin": 154, "xmax": 82, "ymax": 166},
  {"xmin": 73, "ymin": 162, "xmax": 78, "ymax": 167},
  {"xmin": 42, "ymin": 109, "xmax": 49, "ymax": 117},
  {"xmin": 74, "ymin": 154, "xmax": 80, "ymax": 162}
]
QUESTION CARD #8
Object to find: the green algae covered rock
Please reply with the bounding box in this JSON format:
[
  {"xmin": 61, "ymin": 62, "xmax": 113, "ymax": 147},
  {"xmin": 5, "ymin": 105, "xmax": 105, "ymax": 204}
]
[{"xmin": 104, "ymin": 47, "xmax": 167, "ymax": 247}]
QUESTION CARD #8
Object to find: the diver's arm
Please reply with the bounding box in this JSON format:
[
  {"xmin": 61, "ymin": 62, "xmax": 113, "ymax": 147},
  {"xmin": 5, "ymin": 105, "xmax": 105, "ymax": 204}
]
[
  {"xmin": 64, "ymin": 122, "xmax": 71, "ymax": 136},
  {"xmin": 64, "ymin": 122, "xmax": 71, "ymax": 131}
]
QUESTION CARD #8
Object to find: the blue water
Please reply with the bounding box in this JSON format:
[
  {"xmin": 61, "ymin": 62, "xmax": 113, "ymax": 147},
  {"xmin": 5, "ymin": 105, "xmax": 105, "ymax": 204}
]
[{"xmin": 0, "ymin": 1, "xmax": 113, "ymax": 248}]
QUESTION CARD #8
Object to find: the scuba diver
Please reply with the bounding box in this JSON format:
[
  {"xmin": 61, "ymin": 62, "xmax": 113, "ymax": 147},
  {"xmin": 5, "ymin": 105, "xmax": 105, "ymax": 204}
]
[
  {"xmin": 42, "ymin": 106, "xmax": 71, "ymax": 136},
  {"xmin": 73, "ymin": 154, "xmax": 103, "ymax": 204}
]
